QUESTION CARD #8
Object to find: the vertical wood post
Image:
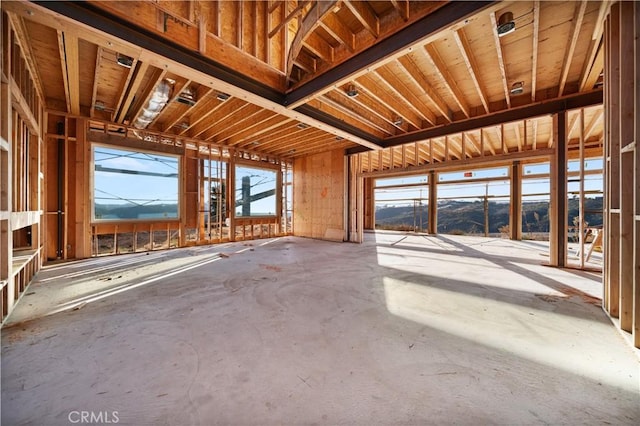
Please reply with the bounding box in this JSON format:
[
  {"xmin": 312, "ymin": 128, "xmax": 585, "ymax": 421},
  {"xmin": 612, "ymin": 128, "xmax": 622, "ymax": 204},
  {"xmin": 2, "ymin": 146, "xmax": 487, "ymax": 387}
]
[
  {"xmin": 510, "ymin": 161, "xmax": 522, "ymax": 240},
  {"xmin": 428, "ymin": 170, "xmax": 437, "ymax": 234},
  {"xmin": 550, "ymin": 112, "xmax": 568, "ymax": 267}
]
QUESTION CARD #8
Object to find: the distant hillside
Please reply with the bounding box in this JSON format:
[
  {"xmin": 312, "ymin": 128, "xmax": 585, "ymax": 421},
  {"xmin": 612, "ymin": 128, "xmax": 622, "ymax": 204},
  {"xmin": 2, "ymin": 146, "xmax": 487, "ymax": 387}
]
[
  {"xmin": 95, "ymin": 203, "xmax": 178, "ymax": 220},
  {"xmin": 376, "ymin": 197, "xmax": 603, "ymax": 234}
]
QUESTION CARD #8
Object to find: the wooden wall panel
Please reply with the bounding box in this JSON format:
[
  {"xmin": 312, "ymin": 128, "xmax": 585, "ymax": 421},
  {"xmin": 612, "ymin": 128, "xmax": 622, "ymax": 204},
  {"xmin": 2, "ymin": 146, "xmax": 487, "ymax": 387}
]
[{"xmin": 293, "ymin": 148, "xmax": 345, "ymax": 241}]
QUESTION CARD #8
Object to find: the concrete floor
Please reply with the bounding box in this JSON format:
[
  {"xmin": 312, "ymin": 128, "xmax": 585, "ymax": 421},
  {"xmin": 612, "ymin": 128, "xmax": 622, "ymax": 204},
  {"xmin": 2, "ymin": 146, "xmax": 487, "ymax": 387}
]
[{"xmin": 2, "ymin": 232, "xmax": 639, "ymax": 425}]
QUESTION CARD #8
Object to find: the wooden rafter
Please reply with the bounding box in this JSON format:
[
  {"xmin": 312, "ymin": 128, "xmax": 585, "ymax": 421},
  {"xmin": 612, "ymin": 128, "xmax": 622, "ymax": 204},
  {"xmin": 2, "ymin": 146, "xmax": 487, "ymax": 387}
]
[
  {"xmin": 531, "ymin": 0, "xmax": 540, "ymax": 102},
  {"xmin": 390, "ymin": 0, "xmax": 409, "ymax": 22},
  {"xmin": 7, "ymin": 13, "xmax": 47, "ymax": 104},
  {"xmin": 397, "ymin": 54, "xmax": 452, "ymax": 122},
  {"xmin": 320, "ymin": 92, "xmax": 395, "ymax": 136},
  {"xmin": 514, "ymin": 122, "xmax": 522, "ymax": 152},
  {"xmin": 343, "ymin": 0, "xmax": 379, "ymax": 38},
  {"xmin": 286, "ymin": 1, "xmax": 337, "ymax": 80},
  {"xmin": 319, "ymin": 12, "xmax": 356, "ymax": 52},
  {"xmin": 489, "ymin": 12, "xmax": 511, "ymax": 108},
  {"xmin": 375, "ymin": 66, "xmax": 437, "ymax": 126},
  {"xmin": 423, "ymin": 43, "xmax": 470, "ymax": 118},
  {"xmin": 356, "ymin": 74, "xmax": 422, "ymax": 130},
  {"xmin": 201, "ymin": 104, "xmax": 264, "ymax": 141},
  {"xmin": 56, "ymin": 30, "xmax": 71, "ymax": 114},
  {"xmin": 558, "ymin": 0, "xmax": 587, "ymax": 96},
  {"xmin": 227, "ymin": 115, "xmax": 292, "ymax": 146},
  {"xmin": 579, "ymin": 0, "xmax": 608, "ymax": 91},
  {"xmin": 90, "ymin": 46, "xmax": 102, "ymax": 118},
  {"xmin": 160, "ymin": 84, "xmax": 212, "ymax": 132},
  {"xmin": 176, "ymin": 94, "xmax": 225, "ymax": 135},
  {"xmin": 302, "ymin": 32, "xmax": 335, "ymax": 63},
  {"xmin": 268, "ymin": 0, "xmax": 311, "ymax": 38},
  {"xmin": 453, "ymin": 28, "xmax": 489, "ymax": 114},
  {"xmin": 127, "ymin": 68, "xmax": 167, "ymax": 125},
  {"xmin": 189, "ymin": 98, "xmax": 249, "ymax": 138},
  {"xmin": 215, "ymin": 110, "xmax": 278, "ymax": 144},
  {"xmin": 115, "ymin": 61, "xmax": 148, "ymax": 123},
  {"xmin": 583, "ymin": 109, "xmax": 603, "ymax": 140},
  {"xmin": 337, "ymin": 84, "xmax": 407, "ymax": 132}
]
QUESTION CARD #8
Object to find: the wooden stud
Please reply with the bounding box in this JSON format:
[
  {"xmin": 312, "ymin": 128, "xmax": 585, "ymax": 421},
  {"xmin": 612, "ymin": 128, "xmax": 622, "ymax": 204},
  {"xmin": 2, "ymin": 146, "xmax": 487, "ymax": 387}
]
[
  {"xmin": 607, "ymin": 4, "xmax": 620, "ymax": 317},
  {"xmin": 453, "ymin": 28, "xmax": 489, "ymax": 114},
  {"xmin": 619, "ymin": 0, "xmax": 634, "ymax": 332}
]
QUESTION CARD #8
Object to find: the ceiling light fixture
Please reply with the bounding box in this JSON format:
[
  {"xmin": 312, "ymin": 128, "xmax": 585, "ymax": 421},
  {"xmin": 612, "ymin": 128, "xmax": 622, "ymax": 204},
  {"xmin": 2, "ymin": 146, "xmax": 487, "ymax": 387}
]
[
  {"xmin": 497, "ymin": 12, "xmax": 515, "ymax": 37},
  {"xmin": 393, "ymin": 117, "xmax": 403, "ymax": 126},
  {"xmin": 296, "ymin": 123, "xmax": 310, "ymax": 129},
  {"xmin": 346, "ymin": 84, "xmax": 359, "ymax": 97},
  {"xmin": 216, "ymin": 92, "xmax": 230, "ymax": 101},
  {"xmin": 510, "ymin": 81, "xmax": 524, "ymax": 95},
  {"xmin": 116, "ymin": 53, "xmax": 133, "ymax": 68}
]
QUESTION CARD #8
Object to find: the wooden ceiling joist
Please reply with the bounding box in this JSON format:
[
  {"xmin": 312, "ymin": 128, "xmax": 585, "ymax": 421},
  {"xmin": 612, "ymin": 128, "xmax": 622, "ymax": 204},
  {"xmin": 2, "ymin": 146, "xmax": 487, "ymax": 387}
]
[
  {"xmin": 375, "ymin": 66, "xmax": 437, "ymax": 126},
  {"xmin": 424, "ymin": 43, "xmax": 471, "ymax": 118},
  {"xmin": 343, "ymin": 0, "xmax": 380, "ymax": 38},
  {"xmin": 349, "ymin": 90, "xmax": 603, "ymax": 153},
  {"xmin": 531, "ymin": 0, "xmax": 540, "ymax": 102},
  {"xmin": 115, "ymin": 61, "xmax": 148, "ymax": 123},
  {"xmin": 489, "ymin": 12, "xmax": 511, "ymax": 109},
  {"xmin": 397, "ymin": 54, "xmax": 452, "ymax": 122},
  {"xmin": 356, "ymin": 74, "xmax": 423, "ymax": 130},
  {"xmin": 453, "ymin": 28, "xmax": 490, "ymax": 114},
  {"xmin": 285, "ymin": 1, "xmax": 494, "ymax": 107},
  {"xmin": 558, "ymin": 0, "xmax": 588, "ymax": 97}
]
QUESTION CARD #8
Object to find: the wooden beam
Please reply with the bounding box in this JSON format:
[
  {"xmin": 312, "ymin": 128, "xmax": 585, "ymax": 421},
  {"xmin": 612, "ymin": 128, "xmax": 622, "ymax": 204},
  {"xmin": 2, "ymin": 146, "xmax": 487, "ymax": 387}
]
[
  {"xmin": 397, "ymin": 54, "xmax": 452, "ymax": 122},
  {"xmin": 302, "ymin": 33, "xmax": 335, "ymax": 63},
  {"xmin": 56, "ymin": 30, "xmax": 71, "ymax": 114},
  {"xmin": 127, "ymin": 68, "xmax": 167, "ymax": 125},
  {"xmin": 390, "ymin": 0, "xmax": 410, "ymax": 22},
  {"xmin": 6, "ymin": 13, "xmax": 46, "ymax": 104},
  {"xmin": 319, "ymin": 12, "xmax": 356, "ymax": 52},
  {"xmin": 115, "ymin": 61, "xmax": 149, "ymax": 123},
  {"xmin": 268, "ymin": 0, "xmax": 311, "ymax": 38},
  {"xmin": 453, "ymin": 28, "xmax": 489, "ymax": 114},
  {"xmin": 324, "ymin": 92, "xmax": 396, "ymax": 135},
  {"xmin": 579, "ymin": 0, "xmax": 609, "ymax": 91},
  {"xmin": 549, "ymin": 112, "xmax": 567, "ymax": 267},
  {"xmin": 348, "ymin": 90, "xmax": 603, "ymax": 153},
  {"xmin": 359, "ymin": 147, "xmax": 555, "ymax": 178},
  {"xmin": 375, "ymin": 66, "xmax": 437, "ymax": 126},
  {"xmin": 286, "ymin": 1, "xmax": 494, "ymax": 107},
  {"xmin": 531, "ymin": 1, "xmax": 540, "ymax": 102},
  {"xmin": 286, "ymin": 1, "xmax": 337, "ymax": 80},
  {"xmin": 88, "ymin": 131, "xmax": 184, "ymax": 155},
  {"xmin": 89, "ymin": 47, "xmax": 102, "ymax": 118},
  {"xmin": 356, "ymin": 74, "xmax": 423, "ymax": 129},
  {"xmin": 424, "ymin": 43, "xmax": 470, "ymax": 118},
  {"xmin": 489, "ymin": 12, "xmax": 511, "ymax": 108},
  {"xmin": 343, "ymin": 0, "xmax": 379, "ymax": 38},
  {"xmin": 558, "ymin": 0, "xmax": 587, "ymax": 97},
  {"xmin": 619, "ymin": 0, "xmax": 634, "ymax": 332}
]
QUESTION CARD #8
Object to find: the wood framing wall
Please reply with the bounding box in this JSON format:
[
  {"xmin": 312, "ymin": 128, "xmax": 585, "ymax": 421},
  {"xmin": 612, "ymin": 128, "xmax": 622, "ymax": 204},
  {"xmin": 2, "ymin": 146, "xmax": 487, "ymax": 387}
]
[
  {"xmin": 603, "ymin": 1, "xmax": 640, "ymax": 348},
  {"xmin": 293, "ymin": 148, "xmax": 346, "ymax": 241},
  {"xmin": 1, "ymin": 11, "xmax": 45, "ymax": 323}
]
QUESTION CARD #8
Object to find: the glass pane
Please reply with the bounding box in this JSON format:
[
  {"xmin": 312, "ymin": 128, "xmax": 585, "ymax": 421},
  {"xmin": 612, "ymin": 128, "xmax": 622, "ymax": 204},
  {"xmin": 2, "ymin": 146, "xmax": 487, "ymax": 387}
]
[
  {"xmin": 235, "ymin": 166, "xmax": 277, "ymax": 217},
  {"xmin": 93, "ymin": 146, "xmax": 179, "ymax": 220}
]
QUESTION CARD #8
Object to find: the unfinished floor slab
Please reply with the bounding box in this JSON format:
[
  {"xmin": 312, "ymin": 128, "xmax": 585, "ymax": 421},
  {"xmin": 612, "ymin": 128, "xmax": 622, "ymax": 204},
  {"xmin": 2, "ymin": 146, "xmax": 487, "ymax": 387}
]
[{"xmin": 2, "ymin": 233, "xmax": 639, "ymax": 425}]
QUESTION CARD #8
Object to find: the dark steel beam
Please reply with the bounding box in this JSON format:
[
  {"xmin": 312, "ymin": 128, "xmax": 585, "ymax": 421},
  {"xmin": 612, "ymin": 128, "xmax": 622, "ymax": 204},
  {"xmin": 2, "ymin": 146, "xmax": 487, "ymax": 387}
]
[
  {"xmin": 33, "ymin": 1, "xmax": 285, "ymax": 105},
  {"xmin": 285, "ymin": 1, "xmax": 496, "ymax": 106},
  {"xmin": 347, "ymin": 90, "xmax": 604, "ymax": 154},
  {"xmin": 293, "ymin": 105, "xmax": 383, "ymax": 145}
]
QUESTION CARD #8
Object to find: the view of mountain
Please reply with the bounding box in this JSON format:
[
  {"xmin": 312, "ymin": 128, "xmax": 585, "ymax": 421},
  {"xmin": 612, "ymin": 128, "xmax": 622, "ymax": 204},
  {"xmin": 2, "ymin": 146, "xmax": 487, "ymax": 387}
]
[
  {"xmin": 375, "ymin": 197, "xmax": 603, "ymax": 235},
  {"xmin": 94, "ymin": 203, "xmax": 179, "ymax": 220}
]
